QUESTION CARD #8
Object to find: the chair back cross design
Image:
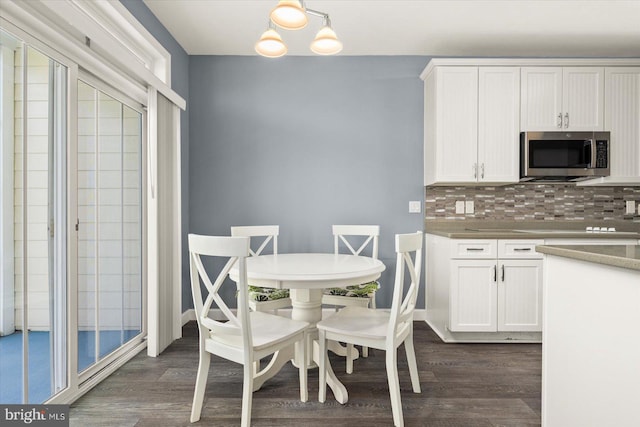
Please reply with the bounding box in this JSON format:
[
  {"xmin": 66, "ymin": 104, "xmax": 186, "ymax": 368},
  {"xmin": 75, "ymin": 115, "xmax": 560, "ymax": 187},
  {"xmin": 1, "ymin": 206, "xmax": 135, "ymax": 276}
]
[{"xmin": 333, "ymin": 224, "xmax": 379, "ymax": 258}]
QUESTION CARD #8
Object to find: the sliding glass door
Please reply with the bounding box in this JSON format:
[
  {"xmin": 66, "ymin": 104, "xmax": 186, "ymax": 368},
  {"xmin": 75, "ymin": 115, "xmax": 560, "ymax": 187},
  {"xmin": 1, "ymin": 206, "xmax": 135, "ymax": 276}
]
[
  {"xmin": 0, "ymin": 25, "xmax": 145, "ymax": 403},
  {"xmin": 0, "ymin": 30, "xmax": 67, "ymax": 403},
  {"xmin": 76, "ymin": 79, "xmax": 143, "ymax": 374}
]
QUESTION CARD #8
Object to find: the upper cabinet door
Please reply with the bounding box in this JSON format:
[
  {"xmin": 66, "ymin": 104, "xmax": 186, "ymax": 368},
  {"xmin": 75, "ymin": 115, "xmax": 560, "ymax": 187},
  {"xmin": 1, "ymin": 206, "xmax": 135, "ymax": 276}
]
[
  {"xmin": 428, "ymin": 67, "xmax": 478, "ymax": 184},
  {"xmin": 521, "ymin": 67, "xmax": 604, "ymax": 131},
  {"xmin": 604, "ymin": 67, "xmax": 640, "ymax": 179},
  {"xmin": 562, "ymin": 67, "xmax": 604, "ymax": 131},
  {"xmin": 478, "ymin": 67, "xmax": 520, "ymax": 183},
  {"xmin": 521, "ymin": 67, "xmax": 563, "ymax": 131}
]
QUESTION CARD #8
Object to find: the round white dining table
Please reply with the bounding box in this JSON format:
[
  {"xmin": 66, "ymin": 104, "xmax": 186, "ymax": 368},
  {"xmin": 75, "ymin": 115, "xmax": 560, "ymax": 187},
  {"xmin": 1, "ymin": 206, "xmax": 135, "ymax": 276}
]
[{"xmin": 229, "ymin": 253, "xmax": 385, "ymax": 404}]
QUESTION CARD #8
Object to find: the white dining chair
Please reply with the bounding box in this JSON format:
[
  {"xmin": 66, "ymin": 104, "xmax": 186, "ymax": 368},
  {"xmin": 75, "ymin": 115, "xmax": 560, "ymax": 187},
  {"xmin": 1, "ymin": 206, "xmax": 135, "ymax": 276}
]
[
  {"xmin": 317, "ymin": 231, "xmax": 423, "ymax": 427},
  {"xmin": 322, "ymin": 224, "xmax": 380, "ymax": 373},
  {"xmin": 188, "ymin": 234, "xmax": 309, "ymax": 427},
  {"xmin": 230, "ymin": 226, "xmax": 292, "ymax": 313}
]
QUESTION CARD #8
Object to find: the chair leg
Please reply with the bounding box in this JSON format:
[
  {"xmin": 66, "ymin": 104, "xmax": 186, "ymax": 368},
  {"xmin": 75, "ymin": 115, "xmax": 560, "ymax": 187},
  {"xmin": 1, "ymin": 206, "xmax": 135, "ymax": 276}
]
[
  {"xmin": 362, "ymin": 295, "xmax": 375, "ymax": 359},
  {"xmin": 404, "ymin": 330, "xmax": 421, "ymax": 393},
  {"xmin": 295, "ymin": 335, "xmax": 308, "ymax": 402},
  {"xmin": 241, "ymin": 363, "xmax": 254, "ymax": 427},
  {"xmin": 386, "ymin": 348, "xmax": 404, "ymax": 427},
  {"xmin": 346, "ymin": 343, "xmax": 354, "ymax": 374},
  {"xmin": 190, "ymin": 349, "xmax": 211, "ymax": 423},
  {"xmin": 318, "ymin": 329, "xmax": 328, "ymax": 403}
]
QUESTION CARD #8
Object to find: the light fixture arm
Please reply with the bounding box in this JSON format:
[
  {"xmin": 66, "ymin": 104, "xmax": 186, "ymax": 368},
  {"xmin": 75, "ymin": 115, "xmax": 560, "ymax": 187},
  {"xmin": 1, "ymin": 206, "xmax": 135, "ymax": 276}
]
[{"xmin": 305, "ymin": 8, "xmax": 329, "ymax": 22}]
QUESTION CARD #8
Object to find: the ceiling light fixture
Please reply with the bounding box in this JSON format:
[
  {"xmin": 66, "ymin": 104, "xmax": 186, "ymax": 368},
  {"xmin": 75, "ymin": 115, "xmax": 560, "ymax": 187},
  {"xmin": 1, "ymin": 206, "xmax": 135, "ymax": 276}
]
[
  {"xmin": 255, "ymin": 22, "xmax": 288, "ymax": 58},
  {"xmin": 270, "ymin": 0, "xmax": 308, "ymax": 30},
  {"xmin": 256, "ymin": 0, "xmax": 342, "ymax": 58}
]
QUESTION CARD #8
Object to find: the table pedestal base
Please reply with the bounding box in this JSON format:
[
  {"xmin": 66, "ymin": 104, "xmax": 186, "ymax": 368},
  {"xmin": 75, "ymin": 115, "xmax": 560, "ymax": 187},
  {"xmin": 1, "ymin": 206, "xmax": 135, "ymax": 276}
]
[{"xmin": 251, "ymin": 288, "xmax": 349, "ymax": 404}]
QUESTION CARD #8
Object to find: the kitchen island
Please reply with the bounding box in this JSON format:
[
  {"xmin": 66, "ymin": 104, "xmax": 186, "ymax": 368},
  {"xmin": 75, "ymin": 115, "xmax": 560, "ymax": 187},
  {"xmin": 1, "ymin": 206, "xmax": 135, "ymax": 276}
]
[{"xmin": 536, "ymin": 244, "xmax": 640, "ymax": 427}]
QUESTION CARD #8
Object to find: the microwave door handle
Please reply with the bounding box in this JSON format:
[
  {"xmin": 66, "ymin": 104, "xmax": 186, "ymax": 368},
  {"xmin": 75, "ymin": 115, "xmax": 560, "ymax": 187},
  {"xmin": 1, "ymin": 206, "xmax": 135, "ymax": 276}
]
[{"xmin": 586, "ymin": 139, "xmax": 595, "ymax": 168}]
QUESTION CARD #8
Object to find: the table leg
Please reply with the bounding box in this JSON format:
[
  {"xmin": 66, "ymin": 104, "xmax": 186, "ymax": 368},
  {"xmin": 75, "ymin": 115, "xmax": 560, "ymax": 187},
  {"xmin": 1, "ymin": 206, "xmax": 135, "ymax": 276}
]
[
  {"xmin": 327, "ymin": 341, "xmax": 359, "ymax": 360},
  {"xmin": 313, "ymin": 340, "xmax": 348, "ymax": 404},
  {"xmin": 253, "ymin": 346, "xmax": 295, "ymax": 392}
]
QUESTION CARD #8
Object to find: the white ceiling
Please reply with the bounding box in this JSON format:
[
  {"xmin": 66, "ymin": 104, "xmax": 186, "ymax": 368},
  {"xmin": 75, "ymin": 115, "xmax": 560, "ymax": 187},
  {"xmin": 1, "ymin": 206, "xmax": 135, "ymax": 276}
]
[{"xmin": 142, "ymin": 0, "xmax": 640, "ymax": 57}]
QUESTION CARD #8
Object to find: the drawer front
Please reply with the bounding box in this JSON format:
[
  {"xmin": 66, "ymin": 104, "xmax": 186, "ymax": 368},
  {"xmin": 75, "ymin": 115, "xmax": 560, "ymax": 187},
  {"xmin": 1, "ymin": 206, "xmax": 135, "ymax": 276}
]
[
  {"xmin": 498, "ymin": 239, "xmax": 544, "ymax": 259},
  {"xmin": 451, "ymin": 240, "xmax": 497, "ymax": 259}
]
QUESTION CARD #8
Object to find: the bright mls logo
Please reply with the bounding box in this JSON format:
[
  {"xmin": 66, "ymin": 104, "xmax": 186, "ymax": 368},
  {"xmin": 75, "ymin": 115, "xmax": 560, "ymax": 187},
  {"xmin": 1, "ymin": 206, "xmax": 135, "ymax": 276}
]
[{"xmin": 1, "ymin": 405, "xmax": 69, "ymax": 426}]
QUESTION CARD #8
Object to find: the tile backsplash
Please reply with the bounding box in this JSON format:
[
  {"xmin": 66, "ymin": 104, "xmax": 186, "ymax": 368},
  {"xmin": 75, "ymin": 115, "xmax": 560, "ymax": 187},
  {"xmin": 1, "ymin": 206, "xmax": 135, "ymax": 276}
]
[{"xmin": 425, "ymin": 184, "xmax": 640, "ymax": 221}]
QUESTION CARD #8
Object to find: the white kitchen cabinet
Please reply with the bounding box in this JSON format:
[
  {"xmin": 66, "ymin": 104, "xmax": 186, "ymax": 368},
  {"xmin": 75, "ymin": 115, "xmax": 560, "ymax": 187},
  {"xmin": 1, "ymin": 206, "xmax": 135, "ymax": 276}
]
[
  {"xmin": 478, "ymin": 68, "xmax": 521, "ymax": 182},
  {"xmin": 424, "ymin": 66, "xmax": 520, "ymax": 185},
  {"xmin": 497, "ymin": 259, "xmax": 543, "ymax": 332},
  {"xmin": 521, "ymin": 67, "xmax": 604, "ymax": 131},
  {"xmin": 581, "ymin": 67, "xmax": 640, "ymax": 185},
  {"xmin": 450, "ymin": 260, "xmax": 497, "ymax": 332},
  {"xmin": 448, "ymin": 238, "xmax": 543, "ymax": 333},
  {"xmin": 426, "ymin": 233, "xmax": 640, "ymax": 343}
]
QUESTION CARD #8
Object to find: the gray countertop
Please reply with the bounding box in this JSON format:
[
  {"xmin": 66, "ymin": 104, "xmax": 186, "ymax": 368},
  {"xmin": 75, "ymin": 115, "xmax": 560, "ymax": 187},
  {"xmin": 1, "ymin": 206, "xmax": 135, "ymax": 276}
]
[
  {"xmin": 535, "ymin": 244, "xmax": 640, "ymax": 271},
  {"xmin": 425, "ymin": 220, "xmax": 640, "ymax": 239}
]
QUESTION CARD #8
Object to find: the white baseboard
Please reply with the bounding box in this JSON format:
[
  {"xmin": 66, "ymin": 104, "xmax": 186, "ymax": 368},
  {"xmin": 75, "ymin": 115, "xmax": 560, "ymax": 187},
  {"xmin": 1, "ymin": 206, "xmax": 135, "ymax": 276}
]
[{"xmin": 182, "ymin": 308, "xmax": 426, "ymax": 325}]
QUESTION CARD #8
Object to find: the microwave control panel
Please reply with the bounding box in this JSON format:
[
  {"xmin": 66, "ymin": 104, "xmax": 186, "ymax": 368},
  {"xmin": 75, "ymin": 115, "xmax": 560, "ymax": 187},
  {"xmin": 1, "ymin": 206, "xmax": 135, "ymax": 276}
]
[{"xmin": 595, "ymin": 140, "xmax": 608, "ymax": 168}]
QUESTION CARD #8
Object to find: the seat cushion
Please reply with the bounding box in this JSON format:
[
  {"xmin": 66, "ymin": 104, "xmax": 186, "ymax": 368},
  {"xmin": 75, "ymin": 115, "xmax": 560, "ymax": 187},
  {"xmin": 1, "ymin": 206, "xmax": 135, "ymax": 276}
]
[
  {"xmin": 323, "ymin": 281, "xmax": 379, "ymax": 298},
  {"xmin": 248, "ymin": 286, "xmax": 290, "ymax": 301}
]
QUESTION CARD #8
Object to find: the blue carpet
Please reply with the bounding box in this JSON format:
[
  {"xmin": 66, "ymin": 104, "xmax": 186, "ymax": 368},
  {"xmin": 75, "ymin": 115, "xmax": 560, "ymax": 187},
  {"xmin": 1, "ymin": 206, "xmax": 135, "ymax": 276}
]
[{"xmin": 0, "ymin": 329, "xmax": 139, "ymax": 403}]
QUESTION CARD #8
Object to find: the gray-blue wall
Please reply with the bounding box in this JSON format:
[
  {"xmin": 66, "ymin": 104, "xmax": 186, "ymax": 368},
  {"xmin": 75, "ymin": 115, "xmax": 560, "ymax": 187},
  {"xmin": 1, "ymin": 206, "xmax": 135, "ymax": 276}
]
[
  {"xmin": 120, "ymin": 1, "xmax": 427, "ymax": 309},
  {"xmin": 189, "ymin": 56, "xmax": 427, "ymax": 308},
  {"xmin": 119, "ymin": 0, "xmax": 192, "ymax": 311}
]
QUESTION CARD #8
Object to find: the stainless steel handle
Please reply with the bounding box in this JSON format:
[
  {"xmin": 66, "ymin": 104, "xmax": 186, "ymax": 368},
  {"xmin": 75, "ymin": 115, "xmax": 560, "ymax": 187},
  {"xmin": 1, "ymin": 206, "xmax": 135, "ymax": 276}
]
[
  {"xmin": 481, "ymin": 163, "xmax": 485, "ymax": 179},
  {"xmin": 493, "ymin": 265, "xmax": 497, "ymax": 282},
  {"xmin": 501, "ymin": 264, "xmax": 505, "ymax": 282},
  {"xmin": 466, "ymin": 248, "xmax": 484, "ymax": 252},
  {"xmin": 473, "ymin": 163, "xmax": 477, "ymax": 179},
  {"xmin": 557, "ymin": 113, "xmax": 563, "ymax": 128},
  {"xmin": 513, "ymin": 248, "xmax": 532, "ymax": 252},
  {"xmin": 564, "ymin": 113, "xmax": 569, "ymax": 128}
]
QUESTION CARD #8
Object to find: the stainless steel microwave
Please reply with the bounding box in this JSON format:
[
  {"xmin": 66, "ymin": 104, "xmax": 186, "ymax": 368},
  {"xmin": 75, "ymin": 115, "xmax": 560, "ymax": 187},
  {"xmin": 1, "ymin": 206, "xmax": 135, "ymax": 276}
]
[{"xmin": 520, "ymin": 131, "xmax": 610, "ymax": 181}]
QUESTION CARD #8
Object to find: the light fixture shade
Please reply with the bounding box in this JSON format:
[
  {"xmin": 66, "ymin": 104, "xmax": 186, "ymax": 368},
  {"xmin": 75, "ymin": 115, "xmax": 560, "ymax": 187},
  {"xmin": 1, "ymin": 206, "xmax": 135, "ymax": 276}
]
[
  {"xmin": 310, "ymin": 26, "xmax": 343, "ymax": 55},
  {"xmin": 270, "ymin": 0, "xmax": 308, "ymax": 30},
  {"xmin": 255, "ymin": 29, "xmax": 288, "ymax": 58}
]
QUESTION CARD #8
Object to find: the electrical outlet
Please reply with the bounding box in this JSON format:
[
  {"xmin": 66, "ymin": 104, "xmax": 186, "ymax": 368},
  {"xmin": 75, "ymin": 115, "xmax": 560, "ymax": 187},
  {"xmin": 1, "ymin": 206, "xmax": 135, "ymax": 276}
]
[
  {"xmin": 626, "ymin": 200, "xmax": 636, "ymax": 215},
  {"xmin": 409, "ymin": 201, "xmax": 421, "ymax": 213},
  {"xmin": 465, "ymin": 200, "xmax": 474, "ymax": 214},
  {"xmin": 455, "ymin": 200, "xmax": 465, "ymax": 214}
]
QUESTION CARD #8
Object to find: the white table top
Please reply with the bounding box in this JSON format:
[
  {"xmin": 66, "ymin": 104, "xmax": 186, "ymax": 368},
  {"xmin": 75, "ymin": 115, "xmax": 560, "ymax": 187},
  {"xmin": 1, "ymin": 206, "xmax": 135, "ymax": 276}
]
[{"xmin": 230, "ymin": 253, "xmax": 386, "ymax": 289}]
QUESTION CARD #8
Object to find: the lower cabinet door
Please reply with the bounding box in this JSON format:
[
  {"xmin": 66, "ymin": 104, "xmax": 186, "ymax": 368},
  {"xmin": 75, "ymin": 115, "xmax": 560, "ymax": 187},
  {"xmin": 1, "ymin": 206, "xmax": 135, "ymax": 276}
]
[
  {"xmin": 497, "ymin": 260, "xmax": 543, "ymax": 332},
  {"xmin": 449, "ymin": 260, "xmax": 497, "ymax": 332}
]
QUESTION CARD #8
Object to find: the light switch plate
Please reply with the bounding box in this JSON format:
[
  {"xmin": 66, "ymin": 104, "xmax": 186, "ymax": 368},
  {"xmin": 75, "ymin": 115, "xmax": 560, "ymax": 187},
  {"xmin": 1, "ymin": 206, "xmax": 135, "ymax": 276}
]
[
  {"xmin": 465, "ymin": 200, "xmax": 475, "ymax": 214},
  {"xmin": 455, "ymin": 201, "xmax": 465, "ymax": 214},
  {"xmin": 409, "ymin": 201, "xmax": 421, "ymax": 213}
]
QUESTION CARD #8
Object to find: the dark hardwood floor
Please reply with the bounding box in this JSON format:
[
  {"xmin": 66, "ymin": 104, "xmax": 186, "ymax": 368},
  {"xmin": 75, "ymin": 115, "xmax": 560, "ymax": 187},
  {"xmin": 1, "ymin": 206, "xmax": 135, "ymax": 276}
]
[{"xmin": 70, "ymin": 322, "xmax": 541, "ymax": 426}]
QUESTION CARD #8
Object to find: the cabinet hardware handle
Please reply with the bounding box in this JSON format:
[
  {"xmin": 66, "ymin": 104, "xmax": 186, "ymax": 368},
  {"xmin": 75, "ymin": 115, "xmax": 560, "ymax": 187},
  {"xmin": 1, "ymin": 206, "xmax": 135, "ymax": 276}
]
[
  {"xmin": 564, "ymin": 113, "xmax": 569, "ymax": 128},
  {"xmin": 466, "ymin": 248, "xmax": 483, "ymax": 251},
  {"xmin": 513, "ymin": 248, "xmax": 532, "ymax": 251},
  {"xmin": 473, "ymin": 163, "xmax": 477, "ymax": 179},
  {"xmin": 501, "ymin": 264, "xmax": 505, "ymax": 282},
  {"xmin": 557, "ymin": 113, "xmax": 562, "ymax": 128},
  {"xmin": 481, "ymin": 163, "xmax": 485, "ymax": 179},
  {"xmin": 493, "ymin": 265, "xmax": 497, "ymax": 282}
]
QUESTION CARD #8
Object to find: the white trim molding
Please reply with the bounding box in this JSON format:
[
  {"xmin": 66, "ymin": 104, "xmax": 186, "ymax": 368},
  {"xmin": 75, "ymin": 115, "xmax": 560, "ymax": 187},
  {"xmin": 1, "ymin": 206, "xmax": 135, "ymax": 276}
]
[
  {"xmin": 421, "ymin": 57, "xmax": 640, "ymax": 80},
  {"xmin": 0, "ymin": 0, "xmax": 185, "ymax": 109}
]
